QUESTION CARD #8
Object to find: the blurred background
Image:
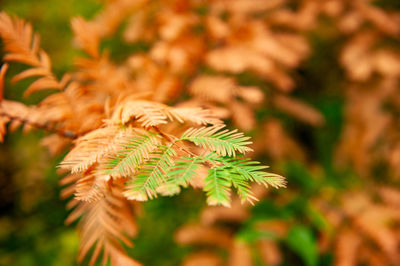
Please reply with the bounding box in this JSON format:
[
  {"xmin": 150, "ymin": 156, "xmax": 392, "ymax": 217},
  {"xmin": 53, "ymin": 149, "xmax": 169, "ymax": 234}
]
[{"xmin": 1, "ymin": 0, "xmax": 400, "ymax": 265}]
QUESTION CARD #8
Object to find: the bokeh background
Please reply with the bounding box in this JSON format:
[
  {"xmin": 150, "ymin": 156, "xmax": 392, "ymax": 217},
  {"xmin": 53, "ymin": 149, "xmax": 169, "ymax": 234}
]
[{"xmin": 1, "ymin": 0, "xmax": 400, "ymax": 265}]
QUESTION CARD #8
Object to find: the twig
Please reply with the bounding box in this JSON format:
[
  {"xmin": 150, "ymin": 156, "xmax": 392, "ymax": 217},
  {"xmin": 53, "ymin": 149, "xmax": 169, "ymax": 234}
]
[
  {"xmin": 0, "ymin": 111, "xmax": 78, "ymax": 139},
  {"xmin": 152, "ymin": 125, "xmax": 218, "ymax": 167}
]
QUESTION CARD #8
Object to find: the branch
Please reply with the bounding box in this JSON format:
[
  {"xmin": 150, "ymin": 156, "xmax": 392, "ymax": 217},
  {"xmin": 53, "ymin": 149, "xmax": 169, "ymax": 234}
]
[
  {"xmin": 0, "ymin": 111, "xmax": 78, "ymax": 139},
  {"xmin": 152, "ymin": 125, "xmax": 218, "ymax": 168}
]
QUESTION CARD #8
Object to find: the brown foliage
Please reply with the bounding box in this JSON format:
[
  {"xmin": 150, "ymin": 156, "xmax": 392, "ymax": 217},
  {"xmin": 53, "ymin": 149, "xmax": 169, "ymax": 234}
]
[{"xmin": 1, "ymin": 0, "xmax": 400, "ymax": 265}]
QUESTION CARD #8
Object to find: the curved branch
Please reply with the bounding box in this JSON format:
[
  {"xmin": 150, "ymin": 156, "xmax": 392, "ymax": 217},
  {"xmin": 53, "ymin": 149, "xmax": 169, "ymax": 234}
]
[{"xmin": 0, "ymin": 111, "xmax": 78, "ymax": 139}]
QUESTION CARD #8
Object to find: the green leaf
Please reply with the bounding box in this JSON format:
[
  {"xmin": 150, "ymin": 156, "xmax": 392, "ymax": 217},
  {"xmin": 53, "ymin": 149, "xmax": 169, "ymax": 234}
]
[
  {"xmin": 181, "ymin": 125, "xmax": 253, "ymax": 156},
  {"xmin": 286, "ymin": 226, "xmax": 318, "ymax": 266},
  {"xmin": 195, "ymin": 153, "xmax": 285, "ymax": 205},
  {"xmin": 167, "ymin": 156, "xmax": 202, "ymax": 187},
  {"xmin": 221, "ymin": 157, "xmax": 286, "ymax": 188},
  {"xmin": 103, "ymin": 133, "xmax": 159, "ymax": 177},
  {"xmin": 124, "ymin": 145, "xmax": 176, "ymax": 201},
  {"xmin": 229, "ymin": 171, "xmax": 256, "ymax": 204},
  {"xmin": 204, "ymin": 168, "xmax": 231, "ymax": 207}
]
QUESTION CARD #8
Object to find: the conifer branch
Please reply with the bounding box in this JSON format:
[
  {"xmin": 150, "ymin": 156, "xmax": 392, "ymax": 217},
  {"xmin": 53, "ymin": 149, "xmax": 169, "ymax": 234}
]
[
  {"xmin": 103, "ymin": 132, "xmax": 160, "ymax": 177},
  {"xmin": 181, "ymin": 125, "xmax": 253, "ymax": 156}
]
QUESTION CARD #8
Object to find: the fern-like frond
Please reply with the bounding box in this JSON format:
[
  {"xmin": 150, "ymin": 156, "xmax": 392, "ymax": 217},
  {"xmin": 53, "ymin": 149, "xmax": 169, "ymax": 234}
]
[
  {"xmin": 196, "ymin": 153, "xmax": 285, "ymax": 205},
  {"xmin": 111, "ymin": 100, "xmax": 220, "ymax": 127},
  {"xmin": 74, "ymin": 172, "xmax": 107, "ymax": 202},
  {"xmin": 59, "ymin": 126, "xmax": 128, "ymax": 173},
  {"xmin": 0, "ymin": 12, "xmax": 66, "ymax": 96},
  {"xmin": 229, "ymin": 171, "xmax": 257, "ymax": 204},
  {"xmin": 181, "ymin": 125, "xmax": 253, "ymax": 156},
  {"xmin": 168, "ymin": 107, "xmax": 222, "ymax": 125},
  {"xmin": 167, "ymin": 156, "xmax": 202, "ymax": 187},
  {"xmin": 0, "ymin": 12, "xmax": 41, "ymax": 66},
  {"xmin": 204, "ymin": 168, "xmax": 232, "ymax": 207},
  {"xmin": 103, "ymin": 132, "xmax": 160, "ymax": 177},
  {"xmin": 123, "ymin": 144, "xmax": 176, "ymax": 201},
  {"xmin": 66, "ymin": 184, "xmax": 139, "ymax": 266},
  {"xmin": 114, "ymin": 100, "xmax": 169, "ymax": 127},
  {"xmin": 218, "ymin": 157, "xmax": 286, "ymax": 189}
]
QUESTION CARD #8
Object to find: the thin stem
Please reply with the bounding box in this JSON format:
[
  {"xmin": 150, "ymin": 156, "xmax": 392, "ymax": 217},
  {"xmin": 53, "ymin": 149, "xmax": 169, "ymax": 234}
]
[
  {"xmin": 0, "ymin": 111, "xmax": 78, "ymax": 139},
  {"xmin": 152, "ymin": 125, "xmax": 217, "ymax": 167},
  {"xmin": 152, "ymin": 125, "xmax": 198, "ymax": 156}
]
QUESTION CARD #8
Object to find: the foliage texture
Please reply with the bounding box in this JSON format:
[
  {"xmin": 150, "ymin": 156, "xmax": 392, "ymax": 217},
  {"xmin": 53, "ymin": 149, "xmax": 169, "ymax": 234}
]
[{"xmin": 1, "ymin": 0, "xmax": 400, "ymax": 265}]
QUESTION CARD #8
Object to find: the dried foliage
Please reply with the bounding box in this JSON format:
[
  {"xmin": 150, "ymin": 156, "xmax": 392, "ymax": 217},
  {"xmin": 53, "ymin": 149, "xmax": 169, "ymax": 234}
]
[
  {"xmin": 0, "ymin": 3, "xmax": 286, "ymax": 264},
  {"xmin": 312, "ymin": 0, "xmax": 400, "ymax": 180},
  {"xmin": 316, "ymin": 187, "xmax": 400, "ymax": 266}
]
